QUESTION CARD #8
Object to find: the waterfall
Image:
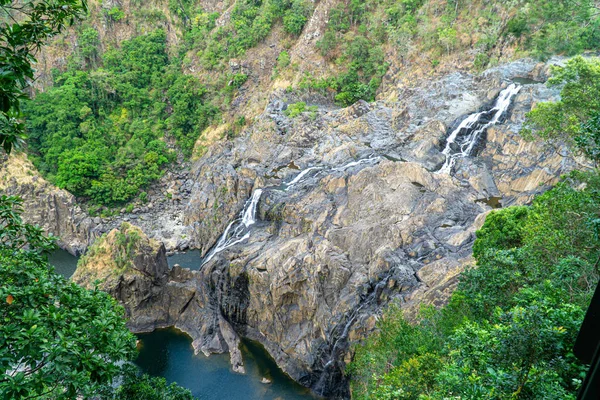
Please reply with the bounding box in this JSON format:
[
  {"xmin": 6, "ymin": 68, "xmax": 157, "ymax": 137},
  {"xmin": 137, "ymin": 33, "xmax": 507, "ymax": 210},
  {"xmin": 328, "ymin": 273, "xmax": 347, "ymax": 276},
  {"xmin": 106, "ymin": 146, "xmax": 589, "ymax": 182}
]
[
  {"xmin": 202, "ymin": 156, "xmax": 381, "ymax": 266},
  {"xmin": 285, "ymin": 167, "xmax": 321, "ymax": 190},
  {"xmin": 438, "ymin": 83, "xmax": 521, "ymax": 174},
  {"xmin": 241, "ymin": 189, "xmax": 263, "ymax": 226},
  {"xmin": 201, "ymin": 189, "xmax": 263, "ymax": 266}
]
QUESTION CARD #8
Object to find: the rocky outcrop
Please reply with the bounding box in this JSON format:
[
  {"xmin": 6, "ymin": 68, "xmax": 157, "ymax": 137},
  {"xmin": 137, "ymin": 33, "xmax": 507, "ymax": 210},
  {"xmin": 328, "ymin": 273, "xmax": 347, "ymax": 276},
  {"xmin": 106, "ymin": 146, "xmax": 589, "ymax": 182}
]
[
  {"xmin": 164, "ymin": 58, "xmax": 584, "ymax": 398},
  {"xmin": 72, "ymin": 223, "xmax": 170, "ymax": 320},
  {"xmin": 7, "ymin": 57, "xmax": 587, "ymax": 398},
  {"xmin": 0, "ymin": 153, "xmax": 98, "ymax": 255},
  {"xmin": 72, "ymin": 223, "xmax": 248, "ymax": 373}
]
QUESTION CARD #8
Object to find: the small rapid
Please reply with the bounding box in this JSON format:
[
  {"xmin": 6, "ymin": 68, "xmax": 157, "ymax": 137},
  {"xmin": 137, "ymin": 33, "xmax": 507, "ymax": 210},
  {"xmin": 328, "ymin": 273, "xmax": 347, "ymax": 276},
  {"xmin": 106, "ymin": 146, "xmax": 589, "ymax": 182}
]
[
  {"xmin": 333, "ymin": 156, "xmax": 381, "ymax": 172},
  {"xmin": 201, "ymin": 156, "xmax": 382, "ymax": 266},
  {"xmin": 438, "ymin": 83, "xmax": 521, "ymax": 174},
  {"xmin": 285, "ymin": 167, "xmax": 322, "ymax": 190}
]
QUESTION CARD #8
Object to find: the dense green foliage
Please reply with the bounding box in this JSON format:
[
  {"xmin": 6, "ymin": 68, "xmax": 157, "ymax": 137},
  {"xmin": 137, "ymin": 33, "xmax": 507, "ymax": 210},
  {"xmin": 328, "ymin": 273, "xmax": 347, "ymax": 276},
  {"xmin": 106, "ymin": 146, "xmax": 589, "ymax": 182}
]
[
  {"xmin": 522, "ymin": 56, "xmax": 600, "ymax": 165},
  {"xmin": 349, "ymin": 171, "xmax": 600, "ymax": 399},
  {"xmin": 0, "ymin": 195, "xmax": 195, "ymax": 399},
  {"xmin": 0, "ymin": 195, "xmax": 134, "ymax": 398},
  {"xmin": 182, "ymin": 0, "xmax": 313, "ymax": 69},
  {"xmin": 305, "ymin": 0, "xmax": 600, "ymax": 104},
  {"xmin": 23, "ymin": 0, "xmax": 316, "ymax": 207},
  {"xmin": 25, "ymin": 29, "xmax": 218, "ymax": 205},
  {"xmin": 112, "ymin": 365, "xmax": 195, "ymax": 400},
  {"xmin": 0, "ymin": 0, "xmax": 86, "ymax": 153}
]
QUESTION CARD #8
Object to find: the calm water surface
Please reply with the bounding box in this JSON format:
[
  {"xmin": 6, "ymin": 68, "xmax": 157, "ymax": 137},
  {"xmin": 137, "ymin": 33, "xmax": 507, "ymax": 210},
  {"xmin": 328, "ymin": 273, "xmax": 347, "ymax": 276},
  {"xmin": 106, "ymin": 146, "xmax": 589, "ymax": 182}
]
[
  {"xmin": 167, "ymin": 250, "xmax": 203, "ymax": 270},
  {"xmin": 48, "ymin": 249, "xmax": 79, "ymax": 278},
  {"xmin": 135, "ymin": 328, "xmax": 318, "ymax": 400},
  {"xmin": 50, "ymin": 249, "xmax": 314, "ymax": 399}
]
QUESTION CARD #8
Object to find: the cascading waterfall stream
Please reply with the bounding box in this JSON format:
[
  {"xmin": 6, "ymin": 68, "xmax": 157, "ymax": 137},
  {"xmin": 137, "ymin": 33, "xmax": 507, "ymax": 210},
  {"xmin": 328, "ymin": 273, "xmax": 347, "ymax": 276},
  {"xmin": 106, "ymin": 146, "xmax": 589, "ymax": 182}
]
[
  {"xmin": 201, "ymin": 156, "xmax": 382, "ymax": 266},
  {"xmin": 285, "ymin": 167, "xmax": 321, "ymax": 190},
  {"xmin": 201, "ymin": 189, "xmax": 263, "ymax": 266},
  {"xmin": 438, "ymin": 83, "xmax": 521, "ymax": 174},
  {"xmin": 333, "ymin": 155, "xmax": 381, "ymax": 172}
]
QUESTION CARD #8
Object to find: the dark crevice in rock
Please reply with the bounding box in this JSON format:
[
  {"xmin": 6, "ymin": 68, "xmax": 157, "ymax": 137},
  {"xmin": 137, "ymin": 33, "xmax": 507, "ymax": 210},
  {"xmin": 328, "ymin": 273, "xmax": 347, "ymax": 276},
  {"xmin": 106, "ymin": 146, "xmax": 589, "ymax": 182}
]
[{"xmin": 179, "ymin": 291, "xmax": 196, "ymax": 316}]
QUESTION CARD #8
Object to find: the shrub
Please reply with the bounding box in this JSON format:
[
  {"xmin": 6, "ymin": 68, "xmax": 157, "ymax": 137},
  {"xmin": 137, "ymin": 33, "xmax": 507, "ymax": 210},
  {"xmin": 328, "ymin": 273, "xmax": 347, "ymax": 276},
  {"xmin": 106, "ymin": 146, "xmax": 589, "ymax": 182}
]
[
  {"xmin": 283, "ymin": 0, "xmax": 312, "ymax": 36},
  {"xmin": 277, "ymin": 50, "xmax": 291, "ymax": 69},
  {"xmin": 284, "ymin": 101, "xmax": 306, "ymax": 117}
]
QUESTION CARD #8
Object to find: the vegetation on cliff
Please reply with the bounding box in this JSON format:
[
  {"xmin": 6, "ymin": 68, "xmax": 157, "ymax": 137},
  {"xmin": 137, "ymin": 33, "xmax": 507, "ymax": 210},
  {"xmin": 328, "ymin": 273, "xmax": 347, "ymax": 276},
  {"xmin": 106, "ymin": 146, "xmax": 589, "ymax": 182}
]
[
  {"xmin": 0, "ymin": 0, "xmax": 86, "ymax": 153},
  {"xmin": 22, "ymin": 0, "xmax": 600, "ymax": 207},
  {"xmin": 25, "ymin": 29, "xmax": 214, "ymax": 205},
  {"xmin": 348, "ymin": 56, "xmax": 600, "ymax": 400},
  {"xmin": 349, "ymin": 170, "xmax": 599, "ymax": 399},
  {"xmin": 306, "ymin": 0, "xmax": 600, "ymax": 104},
  {"xmin": 0, "ymin": 195, "xmax": 193, "ymax": 399},
  {"xmin": 522, "ymin": 56, "xmax": 600, "ymax": 166}
]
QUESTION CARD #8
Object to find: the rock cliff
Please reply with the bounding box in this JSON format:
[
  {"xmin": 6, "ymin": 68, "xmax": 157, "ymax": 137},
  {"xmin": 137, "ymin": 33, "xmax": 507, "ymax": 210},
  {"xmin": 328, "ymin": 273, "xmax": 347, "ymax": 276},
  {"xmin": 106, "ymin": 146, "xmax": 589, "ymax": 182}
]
[
  {"xmin": 166, "ymin": 59, "xmax": 583, "ymax": 398},
  {"xmin": 0, "ymin": 153, "xmax": 98, "ymax": 255},
  {"xmin": 69, "ymin": 58, "xmax": 586, "ymax": 398},
  {"xmin": 73, "ymin": 222, "xmax": 247, "ymax": 374}
]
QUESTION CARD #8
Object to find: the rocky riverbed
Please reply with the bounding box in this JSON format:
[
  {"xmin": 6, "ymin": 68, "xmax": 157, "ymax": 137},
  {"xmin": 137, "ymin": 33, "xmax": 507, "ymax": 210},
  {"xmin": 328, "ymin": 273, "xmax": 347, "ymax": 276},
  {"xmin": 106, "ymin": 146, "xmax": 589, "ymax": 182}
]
[{"xmin": 1, "ymin": 58, "xmax": 586, "ymax": 398}]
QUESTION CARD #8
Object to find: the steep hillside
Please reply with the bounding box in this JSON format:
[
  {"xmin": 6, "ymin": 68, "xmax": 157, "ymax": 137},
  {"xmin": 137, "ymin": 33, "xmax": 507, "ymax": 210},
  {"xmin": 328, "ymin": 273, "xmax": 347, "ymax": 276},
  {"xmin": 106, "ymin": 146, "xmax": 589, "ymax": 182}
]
[
  {"xmin": 5, "ymin": 0, "xmax": 599, "ymax": 398},
  {"xmin": 26, "ymin": 0, "xmax": 600, "ymax": 207}
]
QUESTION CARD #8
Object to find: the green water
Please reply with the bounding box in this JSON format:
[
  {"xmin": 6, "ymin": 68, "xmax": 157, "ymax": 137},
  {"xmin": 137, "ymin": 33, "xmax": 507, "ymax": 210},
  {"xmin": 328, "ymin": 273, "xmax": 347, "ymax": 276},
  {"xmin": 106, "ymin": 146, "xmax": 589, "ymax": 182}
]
[
  {"xmin": 49, "ymin": 249, "xmax": 314, "ymax": 399},
  {"xmin": 48, "ymin": 249, "xmax": 79, "ymax": 278},
  {"xmin": 167, "ymin": 250, "xmax": 203, "ymax": 270},
  {"xmin": 135, "ymin": 328, "xmax": 319, "ymax": 400}
]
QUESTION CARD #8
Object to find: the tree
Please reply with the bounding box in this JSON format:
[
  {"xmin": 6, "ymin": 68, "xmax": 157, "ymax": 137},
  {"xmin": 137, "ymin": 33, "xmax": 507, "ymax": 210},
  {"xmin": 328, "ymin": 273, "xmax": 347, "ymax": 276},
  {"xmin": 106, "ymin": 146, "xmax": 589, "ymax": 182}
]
[
  {"xmin": 282, "ymin": 0, "xmax": 311, "ymax": 36},
  {"xmin": 0, "ymin": 195, "xmax": 136, "ymax": 398},
  {"xmin": 113, "ymin": 365, "xmax": 195, "ymax": 400},
  {"xmin": 522, "ymin": 56, "xmax": 600, "ymax": 165},
  {"xmin": 0, "ymin": 0, "xmax": 87, "ymax": 153},
  {"xmin": 0, "ymin": 195, "xmax": 196, "ymax": 399}
]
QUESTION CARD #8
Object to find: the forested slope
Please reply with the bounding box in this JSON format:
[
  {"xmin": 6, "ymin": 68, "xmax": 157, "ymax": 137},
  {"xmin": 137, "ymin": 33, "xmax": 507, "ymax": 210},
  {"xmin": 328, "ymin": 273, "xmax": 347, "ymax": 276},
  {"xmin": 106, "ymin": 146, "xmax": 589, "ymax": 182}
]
[{"xmin": 27, "ymin": 0, "xmax": 600, "ymax": 207}]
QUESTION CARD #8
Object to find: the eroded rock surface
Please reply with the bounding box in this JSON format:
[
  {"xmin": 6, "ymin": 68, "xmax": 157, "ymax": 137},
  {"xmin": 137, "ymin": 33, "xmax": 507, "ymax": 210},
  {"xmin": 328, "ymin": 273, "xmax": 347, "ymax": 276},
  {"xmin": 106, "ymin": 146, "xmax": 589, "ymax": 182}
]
[
  {"xmin": 10, "ymin": 58, "xmax": 587, "ymax": 398},
  {"xmin": 0, "ymin": 153, "xmax": 98, "ymax": 255},
  {"xmin": 166, "ymin": 59, "xmax": 584, "ymax": 398}
]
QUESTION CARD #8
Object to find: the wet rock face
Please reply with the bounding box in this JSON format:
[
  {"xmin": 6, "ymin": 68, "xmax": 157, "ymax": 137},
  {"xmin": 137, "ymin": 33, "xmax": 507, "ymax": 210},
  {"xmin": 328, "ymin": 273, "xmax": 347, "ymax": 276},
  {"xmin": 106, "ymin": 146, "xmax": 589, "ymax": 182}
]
[
  {"xmin": 6, "ymin": 58, "xmax": 587, "ymax": 398},
  {"xmin": 208, "ymin": 161, "xmax": 488, "ymax": 397},
  {"xmin": 183, "ymin": 148, "xmax": 256, "ymax": 255},
  {"xmin": 167, "ymin": 59, "xmax": 585, "ymax": 398}
]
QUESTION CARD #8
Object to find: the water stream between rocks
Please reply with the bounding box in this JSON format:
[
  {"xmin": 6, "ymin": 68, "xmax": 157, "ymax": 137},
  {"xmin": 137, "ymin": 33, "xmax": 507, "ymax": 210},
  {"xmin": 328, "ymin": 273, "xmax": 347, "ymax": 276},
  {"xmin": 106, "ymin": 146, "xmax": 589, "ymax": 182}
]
[{"xmin": 438, "ymin": 83, "xmax": 522, "ymax": 174}]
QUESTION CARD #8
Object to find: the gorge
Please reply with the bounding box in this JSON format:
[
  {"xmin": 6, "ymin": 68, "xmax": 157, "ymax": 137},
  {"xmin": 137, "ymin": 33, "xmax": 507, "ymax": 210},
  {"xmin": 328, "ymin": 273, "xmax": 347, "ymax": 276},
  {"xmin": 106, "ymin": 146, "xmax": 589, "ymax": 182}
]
[
  {"xmin": 8, "ymin": 57, "xmax": 585, "ymax": 399},
  {"xmin": 2, "ymin": 0, "xmax": 599, "ymax": 398}
]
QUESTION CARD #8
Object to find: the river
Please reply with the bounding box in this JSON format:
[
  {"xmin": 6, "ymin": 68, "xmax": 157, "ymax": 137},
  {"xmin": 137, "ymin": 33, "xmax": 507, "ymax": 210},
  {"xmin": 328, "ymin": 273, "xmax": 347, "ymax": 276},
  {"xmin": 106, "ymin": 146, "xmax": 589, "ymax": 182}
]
[
  {"xmin": 136, "ymin": 328, "xmax": 318, "ymax": 400},
  {"xmin": 49, "ymin": 249, "xmax": 317, "ymax": 399}
]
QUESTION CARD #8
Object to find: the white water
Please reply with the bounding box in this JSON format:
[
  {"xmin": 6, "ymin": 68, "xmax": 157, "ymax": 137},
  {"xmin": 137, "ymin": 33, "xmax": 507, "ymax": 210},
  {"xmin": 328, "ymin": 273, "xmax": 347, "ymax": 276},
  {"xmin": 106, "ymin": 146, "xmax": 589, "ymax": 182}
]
[
  {"xmin": 242, "ymin": 189, "xmax": 263, "ymax": 226},
  {"xmin": 285, "ymin": 167, "xmax": 321, "ymax": 190},
  {"xmin": 202, "ymin": 189, "xmax": 263, "ymax": 266},
  {"xmin": 333, "ymin": 156, "xmax": 381, "ymax": 172},
  {"xmin": 438, "ymin": 84, "xmax": 521, "ymax": 174},
  {"xmin": 203, "ymin": 156, "xmax": 381, "ymax": 266}
]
